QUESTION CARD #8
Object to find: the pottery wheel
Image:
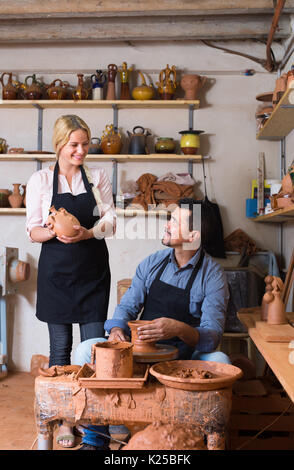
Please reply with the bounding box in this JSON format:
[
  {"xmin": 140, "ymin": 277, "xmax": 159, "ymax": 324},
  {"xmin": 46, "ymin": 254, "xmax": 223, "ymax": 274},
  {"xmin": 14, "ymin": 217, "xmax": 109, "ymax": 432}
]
[{"xmin": 133, "ymin": 344, "xmax": 178, "ymax": 363}]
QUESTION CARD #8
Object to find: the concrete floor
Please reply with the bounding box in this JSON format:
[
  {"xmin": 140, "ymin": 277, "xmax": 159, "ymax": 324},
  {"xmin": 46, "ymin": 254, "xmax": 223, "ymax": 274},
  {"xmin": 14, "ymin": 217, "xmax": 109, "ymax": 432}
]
[{"xmin": 0, "ymin": 371, "xmax": 123, "ymax": 451}]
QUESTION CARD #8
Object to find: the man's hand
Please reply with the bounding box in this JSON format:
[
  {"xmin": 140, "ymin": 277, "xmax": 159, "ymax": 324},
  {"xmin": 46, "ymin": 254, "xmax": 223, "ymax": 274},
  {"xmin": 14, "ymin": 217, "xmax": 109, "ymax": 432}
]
[
  {"xmin": 137, "ymin": 317, "xmax": 199, "ymax": 347},
  {"xmin": 137, "ymin": 318, "xmax": 180, "ymax": 342},
  {"xmin": 108, "ymin": 327, "xmax": 129, "ymax": 342}
]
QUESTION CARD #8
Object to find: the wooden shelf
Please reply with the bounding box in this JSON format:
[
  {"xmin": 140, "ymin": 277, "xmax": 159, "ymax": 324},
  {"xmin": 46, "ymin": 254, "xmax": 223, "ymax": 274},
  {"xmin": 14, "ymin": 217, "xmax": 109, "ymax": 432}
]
[
  {"xmin": 253, "ymin": 204, "xmax": 294, "ymax": 223},
  {"xmin": 0, "ymin": 99, "xmax": 199, "ymax": 110},
  {"xmin": 256, "ymin": 82, "xmax": 294, "ymax": 141},
  {"xmin": 0, "ymin": 153, "xmax": 204, "ymax": 162},
  {"xmin": 0, "ymin": 208, "xmax": 26, "ymax": 215}
]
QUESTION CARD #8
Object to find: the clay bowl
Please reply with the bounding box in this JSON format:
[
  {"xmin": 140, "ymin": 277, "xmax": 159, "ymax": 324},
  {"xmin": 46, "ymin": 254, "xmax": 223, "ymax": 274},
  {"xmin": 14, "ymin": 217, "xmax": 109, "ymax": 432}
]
[
  {"xmin": 128, "ymin": 320, "xmax": 158, "ymax": 353},
  {"xmin": 150, "ymin": 360, "xmax": 243, "ymax": 391}
]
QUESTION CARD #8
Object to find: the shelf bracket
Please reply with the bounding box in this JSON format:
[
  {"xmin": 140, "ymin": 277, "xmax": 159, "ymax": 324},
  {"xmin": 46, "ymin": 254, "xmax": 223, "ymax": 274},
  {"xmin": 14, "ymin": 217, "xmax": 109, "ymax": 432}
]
[
  {"xmin": 188, "ymin": 104, "xmax": 195, "ymax": 130},
  {"xmin": 112, "ymin": 104, "xmax": 118, "ymax": 130},
  {"xmin": 111, "ymin": 158, "xmax": 118, "ymax": 199}
]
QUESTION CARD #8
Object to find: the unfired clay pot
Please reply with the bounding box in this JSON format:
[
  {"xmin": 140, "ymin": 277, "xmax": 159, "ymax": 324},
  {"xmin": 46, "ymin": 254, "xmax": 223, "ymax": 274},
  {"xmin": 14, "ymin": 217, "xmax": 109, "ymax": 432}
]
[
  {"xmin": 91, "ymin": 341, "xmax": 133, "ymax": 379},
  {"xmin": 265, "ymin": 279, "xmax": 286, "ymax": 325},
  {"xmin": 8, "ymin": 183, "xmax": 23, "ymax": 208},
  {"xmin": 128, "ymin": 320, "xmax": 158, "ymax": 353},
  {"xmin": 261, "ymin": 275, "xmax": 274, "ymax": 321},
  {"xmin": 46, "ymin": 206, "xmax": 80, "ymax": 237}
]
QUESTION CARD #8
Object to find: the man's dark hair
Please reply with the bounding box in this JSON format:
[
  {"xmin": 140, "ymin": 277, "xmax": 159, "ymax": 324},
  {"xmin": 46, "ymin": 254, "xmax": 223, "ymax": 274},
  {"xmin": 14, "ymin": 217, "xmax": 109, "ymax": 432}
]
[{"xmin": 177, "ymin": 197, "xmax": 215, "ymax": 246}]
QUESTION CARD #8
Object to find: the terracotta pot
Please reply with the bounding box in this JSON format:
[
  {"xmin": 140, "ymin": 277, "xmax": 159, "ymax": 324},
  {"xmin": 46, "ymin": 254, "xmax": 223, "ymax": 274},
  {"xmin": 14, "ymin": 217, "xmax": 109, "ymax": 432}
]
[
  {"xmin": 277, "ymin": 197, "xmax": 293, "ymax": 208},
  {"xmin": 46, "ymin": 205, "xmax": 80, "ymax": 237},
  {"xmin": 8, "ymin": 184, "xmax": 23, "ymax": 208},
  {"xmin": 91, "ymin": 341, "xmax": 133, "ymax": 379},
  {"xmin": 128, "ymin": 320, "xmax": 158, "ymax": 353},
  {"xmin": 106, "ymin": 64, "xmax": 117, "ymax": 100}
]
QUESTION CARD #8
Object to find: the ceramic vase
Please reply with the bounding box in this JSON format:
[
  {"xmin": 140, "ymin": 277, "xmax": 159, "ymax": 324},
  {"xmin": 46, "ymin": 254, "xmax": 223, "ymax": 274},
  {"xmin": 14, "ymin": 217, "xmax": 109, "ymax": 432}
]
[
  {"xmin": 128, "ymin": 320, "xmax": 158, "ymax": 353},
  {"xmin": 8, "ymin": 184, "xmax": 23, "ymax": 208},
  {"xmin": 180, "ymin": 74, "xmax": 206, "ymax": 100}
]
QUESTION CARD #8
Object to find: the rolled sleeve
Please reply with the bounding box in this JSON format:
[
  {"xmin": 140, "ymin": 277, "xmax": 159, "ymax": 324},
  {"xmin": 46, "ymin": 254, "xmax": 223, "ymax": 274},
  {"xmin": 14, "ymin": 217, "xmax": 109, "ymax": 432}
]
[{"xmin": 25, "ymin": 172, "xmax": 43, "ymax": 242}]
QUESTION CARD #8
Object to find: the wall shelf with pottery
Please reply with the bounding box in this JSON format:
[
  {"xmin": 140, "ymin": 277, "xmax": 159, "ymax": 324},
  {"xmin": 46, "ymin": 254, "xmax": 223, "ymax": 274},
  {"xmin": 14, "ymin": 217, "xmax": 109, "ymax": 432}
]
[
  {"xmin": 0, "ymin": 153, "xmax": 204, "ymax": 162},
  {"xmin": 253, "ymin": 204, "xmax": 294, "ymax": 223},
  {"xmin": 256, "ymin": 81, "xmax": 294, "ymax": 141}
]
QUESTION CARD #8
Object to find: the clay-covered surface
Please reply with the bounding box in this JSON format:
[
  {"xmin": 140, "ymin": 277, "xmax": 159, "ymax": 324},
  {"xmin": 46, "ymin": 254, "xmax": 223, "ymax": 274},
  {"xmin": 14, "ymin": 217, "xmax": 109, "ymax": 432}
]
[
  {"xmin": 123, "ymin": 421, "xmax": 207, "ymax": 450},
  {"xmin": 150, "ymin": 360, "xmax": 243, "ymax": 391}
]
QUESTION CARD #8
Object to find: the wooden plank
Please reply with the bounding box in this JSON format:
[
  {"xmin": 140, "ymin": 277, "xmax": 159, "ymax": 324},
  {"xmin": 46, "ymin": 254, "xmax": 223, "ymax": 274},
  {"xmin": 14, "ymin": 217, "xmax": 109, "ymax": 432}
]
[
  {"xmin": 229, "ymin": 414, "xmax": 294, "ymax": 431},
  {"xmin": 0, "ymin": 15, "xmax": 290, "ymax": 42},
  {"xmin": 255, "ymin": 321, "xmax": 294, "ymax": 342},
  {"xmin": 253, "ymin": 204, "xmax": 294, "ymax": 223},
  {"xmin": 1, "ymin": 1, "xmax": 294, "ymax": 17},
  {"xmin": 0, "ymin": 100, "xmax": 199, "ymax": 110},
  {"xmin": 0, "ymin": 208, "xmax": 26, "ymax": 215},
  {"xmin": 0, "ymin": 153, "xmax": 203, "ymax": 162},
  {"xmin": 231, "ymin": 395, "xmax": 293, "ymax": 413}
]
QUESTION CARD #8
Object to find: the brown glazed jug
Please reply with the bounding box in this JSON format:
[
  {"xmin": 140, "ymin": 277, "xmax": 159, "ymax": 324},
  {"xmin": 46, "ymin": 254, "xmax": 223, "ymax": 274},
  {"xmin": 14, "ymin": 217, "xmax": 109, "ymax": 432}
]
[
  {"xmin": 8, "ymin": 184, "xmax": 23, "ymax": 208},
  {"xmin": 72, "ymin": 74, "xmax": 88, "ymax": 100},
  {"xmin": 24, "ymin": 74, "xmax": 43, "ymax": 100},
  {"xmin": 47, "ymin": 79, "xmax": 68, "ymax": 100},
  {"xmin": 45, "ymin": 206, "xmax": 80, "ymax": 237},
  {"xmin": 106, "ymin": 64, "xmax": 118, "ymax": 100},
  {"xmin": 100, "ymin": 124, "xmax": 122, "ymax": 154},
  {"xmin": 0, "ymin": 72, "xmax": 17, "ymax": 100}
]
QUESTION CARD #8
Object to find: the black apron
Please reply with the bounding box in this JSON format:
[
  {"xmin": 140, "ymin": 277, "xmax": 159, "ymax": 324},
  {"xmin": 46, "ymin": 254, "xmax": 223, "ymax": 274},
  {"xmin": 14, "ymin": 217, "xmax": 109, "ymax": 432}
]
[
  {"xmin": 36, "ymin": 162, "xmax": 110, "ymax": 324},
  {"xmin": 140, "ymin": 248, "xmax": 204, "ymax": 359}
]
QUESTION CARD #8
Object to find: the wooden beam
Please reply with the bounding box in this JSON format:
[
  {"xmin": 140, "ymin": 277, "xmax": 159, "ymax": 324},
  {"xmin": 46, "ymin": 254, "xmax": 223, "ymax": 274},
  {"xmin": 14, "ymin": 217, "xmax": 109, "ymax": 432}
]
[
  {"xmin": 1, "ymin": 0, "xmax": 294, "ymax": 17},
  {"xmin": 0, "ymin": 15, "xmax": 290, "ymax": 43}
]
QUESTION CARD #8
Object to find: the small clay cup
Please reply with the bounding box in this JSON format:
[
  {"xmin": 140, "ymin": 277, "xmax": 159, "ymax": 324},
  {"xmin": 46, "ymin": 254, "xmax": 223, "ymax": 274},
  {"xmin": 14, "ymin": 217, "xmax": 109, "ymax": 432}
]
[
  {"xmin": 128, "ymin": 320, "xmax": 158, "ymax": 353},
  {"xmin": 92, "ymin": 341, "xmax": 133, "ymax": 379}
]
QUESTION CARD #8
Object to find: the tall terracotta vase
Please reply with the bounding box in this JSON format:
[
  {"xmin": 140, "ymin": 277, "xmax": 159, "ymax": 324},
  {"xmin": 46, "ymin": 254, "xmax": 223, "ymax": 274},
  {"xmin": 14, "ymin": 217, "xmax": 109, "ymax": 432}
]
[
  {"xmin": 106, "ymin": 64, "xmax": 117, "ymax": 100},
  {"xmin": 8, "ymin": 184, "xmax": 23, "ymax": 208}
]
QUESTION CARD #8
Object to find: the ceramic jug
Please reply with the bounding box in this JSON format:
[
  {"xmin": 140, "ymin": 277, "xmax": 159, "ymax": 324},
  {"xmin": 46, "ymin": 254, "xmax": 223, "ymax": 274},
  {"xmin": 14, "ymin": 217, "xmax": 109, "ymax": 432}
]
[
  {"xmin": 47, "ymin": 79, "xmax": 68, "ymax": 100},
  {"xmin": 106, "ymin": 64, "xmax": 118, "ymax": 100},
  {"xmin": 8, "ymin": 184, "xmax": 23, "ymax": 208},
  {"xmin": 0, "ymin": 138, "xmax": 7, "ymax": 154},
  {"xmin": 119, "ymin": 61, "xmax": 133, "ymax": 100},
  {"xmin": 72, "ymin": 74, "xmax": 88, "ymax": 100},
  {"xmin": 46, "ymin": 206, "xmax": 80, "ymax": 237},
  {"xmin": 0, "ymin": 72, "xmax": 17, "ymax": 100},
  {"xmin": 127, "ymin": 126, "xmax": 151, "ymax": 155},
  {"xmin": 100, "ymin": 124, "xmax": 122, "ymax": 154},
  {"xmin": 24, "ymin": 74, "xmax": 43, "ymax": 100},
  {"xmin": 91, "ymin": 70, "xmax": 106, "ymax": 100},
  {"xmin": 132, "ymin": 72, "xmax": 155, "ymax": 100},
  {"xmin": 180, "ymin": 74, "xmax": 207, "ymax": 100},
  {"xmin": 88, "ymin": 137, "xmax": 102, "ymax": 154},
  {"xmin": 156, "ymin": 64, "xmax": 177, "ymax": 100}
]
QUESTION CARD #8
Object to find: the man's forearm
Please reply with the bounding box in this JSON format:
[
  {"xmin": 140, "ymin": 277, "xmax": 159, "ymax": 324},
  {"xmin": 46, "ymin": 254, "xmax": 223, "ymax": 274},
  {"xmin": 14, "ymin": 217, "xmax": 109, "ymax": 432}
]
[{"xmin": 177, "ymin": 321, "xmax": 199, "ymax": 348}]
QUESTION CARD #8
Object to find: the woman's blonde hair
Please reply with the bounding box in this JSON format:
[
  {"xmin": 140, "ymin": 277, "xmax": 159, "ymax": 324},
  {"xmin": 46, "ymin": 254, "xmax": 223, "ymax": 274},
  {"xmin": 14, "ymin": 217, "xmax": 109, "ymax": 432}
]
[{"xmin": 52, "ymin": 114, "xmax": 91, "ymax": 158}]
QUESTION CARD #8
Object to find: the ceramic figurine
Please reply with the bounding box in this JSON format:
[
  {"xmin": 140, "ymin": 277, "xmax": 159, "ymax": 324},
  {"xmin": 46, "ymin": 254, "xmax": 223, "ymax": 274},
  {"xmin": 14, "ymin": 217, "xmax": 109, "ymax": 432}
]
[
  {"xmin": 118, "ymin": 61, "xmax": 133, "ymax": 100},
  {"xmin": 132, "ymin": 72, "xmax": 155, "ymax": 100},
  {"xmin": 156, "ymin": 64, "xmax": 178, "ymax": 100},
  {"xmin": 8, "ymin": 184, "xmax": 23, "ymax": 208},
  {"xmin": 264, "ymin": 277, "xmax": 286, "ymax": 325},
  {"xmin": 106, "ymin": 64, "xmax": 118, "ymax": 100},
  {"xmin": 0, "ymin": 72, "xmax": 17, "ymax": 100},
  {"xmin": 100, "ymin": 124, "xmax": 122, "ymax": 154},
  {"xmin": 180, "ymin": 74, "xmax": 206, "ymax": 100},
  {"xmin": 261, "ymin": 275, "xmax": 274, "ymax": 321},
  {"xmin": 45, "ymin": 206, "xmax": 80, "ymax": 237},
  {"xmin": 72, "ymin": 74, "xmax": 88, "ymax": 100},
  {"xmin": 91, "ymin": 70, "xmax": 106, "ymax": 100}
]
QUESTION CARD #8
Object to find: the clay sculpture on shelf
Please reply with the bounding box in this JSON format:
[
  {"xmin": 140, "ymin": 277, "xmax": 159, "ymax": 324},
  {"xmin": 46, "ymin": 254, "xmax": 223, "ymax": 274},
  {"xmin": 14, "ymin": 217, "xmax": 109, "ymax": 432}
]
[
  {"xmin": 180, "ymin": 74, "xmax": 206, "ymax": 100},
  {"xmin": 263, "ymin": 276, "xmax": 286, "ymax": 325},
  {"xmin": 8, "ymin": 183, "xmax": 23, "ymax": 208},
  {"xmin": 261, "ymin": 275, "xmax": 274, "ymax": 321},
  {"xmin": 45, "ymin": 206, "xmax": 80, "ymax": 237},
  {"xmin": 271, "ymin": 161, "xmax": 294, "ymax": 209}
]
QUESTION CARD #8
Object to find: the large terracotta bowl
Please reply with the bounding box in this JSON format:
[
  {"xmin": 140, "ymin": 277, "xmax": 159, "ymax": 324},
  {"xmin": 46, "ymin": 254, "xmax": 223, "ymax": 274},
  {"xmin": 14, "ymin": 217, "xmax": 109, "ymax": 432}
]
[{"xmin": 150, "ymin": 360, "xmax": 243, "ymax": 391}]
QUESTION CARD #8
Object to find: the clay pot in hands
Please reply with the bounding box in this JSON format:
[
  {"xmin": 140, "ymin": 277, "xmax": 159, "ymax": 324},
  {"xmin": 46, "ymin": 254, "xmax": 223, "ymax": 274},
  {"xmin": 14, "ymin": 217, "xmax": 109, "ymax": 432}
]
[
  {"xmin": 46, "ymin": 206, "xmax": 80, "ymax": 237},
  {"xmin": 8, "ymin": 184, "xmax": 23, "ymax": 208},
  {"xmin": 180, "ymin": 74, "xmax": 206, "ymax": 100},
  {"xmin": 91, "ymin": 341, "xmax": 133, "ymax": 379},
  {"xmin": 128, "ymin": 320, "xmax": 157, "ymax": 353}
]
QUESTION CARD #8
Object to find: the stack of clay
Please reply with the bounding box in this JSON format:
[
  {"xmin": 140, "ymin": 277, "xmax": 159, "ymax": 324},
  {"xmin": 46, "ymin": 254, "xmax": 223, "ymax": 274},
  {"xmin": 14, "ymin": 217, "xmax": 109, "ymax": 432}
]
[
  {"xmin": 261, "ymin": 275, "xmax": 286, "ymax": 324},
  {"xmin": 270, "ymin": 162, "xmax": 294, "ymax": 210},
  {"xmin": 123, "ymin": 422, "xmax": 207, "ymax": 450}
]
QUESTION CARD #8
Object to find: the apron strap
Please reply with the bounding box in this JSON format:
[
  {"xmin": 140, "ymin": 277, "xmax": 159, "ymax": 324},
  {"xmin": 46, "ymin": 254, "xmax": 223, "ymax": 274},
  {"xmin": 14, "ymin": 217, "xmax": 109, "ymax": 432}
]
[
  {"xmin": 184, "ymin": 248, "xmax": 205, "ymax": 293},
  {"xmin": 52, "ymin": 161, "xmax": 59, "ymax": 197}
]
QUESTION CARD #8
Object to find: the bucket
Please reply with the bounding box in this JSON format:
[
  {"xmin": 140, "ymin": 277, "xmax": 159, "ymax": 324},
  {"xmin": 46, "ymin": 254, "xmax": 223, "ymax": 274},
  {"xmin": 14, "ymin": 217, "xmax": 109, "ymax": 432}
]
[{"xmin": 91, "ymin": 341, "xmax": 133, "ymax": 379}]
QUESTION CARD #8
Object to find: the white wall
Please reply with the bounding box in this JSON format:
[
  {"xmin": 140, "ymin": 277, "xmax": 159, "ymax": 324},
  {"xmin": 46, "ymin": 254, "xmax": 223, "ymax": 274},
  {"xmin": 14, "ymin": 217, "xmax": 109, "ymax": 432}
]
[{"xmin": 0, "ymin": 40, "xmax": 285, "ymax": 371}]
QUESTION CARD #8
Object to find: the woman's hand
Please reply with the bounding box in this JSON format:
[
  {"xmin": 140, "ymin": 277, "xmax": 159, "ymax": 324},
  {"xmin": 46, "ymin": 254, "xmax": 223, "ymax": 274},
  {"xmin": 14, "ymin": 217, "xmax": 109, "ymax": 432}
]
[{"xmin": 57, "ymin": 225, "xmax": 92, "ymax": 244}]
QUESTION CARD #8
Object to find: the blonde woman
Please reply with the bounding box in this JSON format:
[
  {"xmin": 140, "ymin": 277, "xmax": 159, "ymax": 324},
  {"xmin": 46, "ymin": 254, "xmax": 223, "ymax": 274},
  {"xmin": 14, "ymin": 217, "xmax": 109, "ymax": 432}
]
[{"xmin": 26, "ymin": 115, "xmax": 116, "ymax": 448}]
